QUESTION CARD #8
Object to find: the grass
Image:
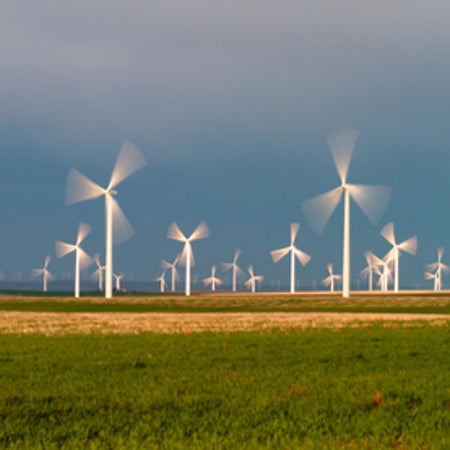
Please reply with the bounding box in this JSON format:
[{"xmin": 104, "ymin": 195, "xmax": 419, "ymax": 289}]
[{"xmin": 0, "ymin": 327, "xmax": 449, "ymax": 448}]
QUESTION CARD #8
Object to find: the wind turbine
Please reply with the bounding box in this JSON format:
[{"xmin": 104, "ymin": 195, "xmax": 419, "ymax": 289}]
[
  {"xmin": 55, "ymin": 222, "xmax": 93, "ymax": 298},
  {"xmin": 32, "ymin": 255, "xmax": 54, "ymax": 293},
  {"xmin": 426, "ymin": 248, "xmax": 449, "ymax": 291},
  {"xmin": 222, "ymin": 249, "xmax": 243, "ymax": 292},
  {"xmin": 270, "ymin": 223, "xmax": 311, "ymax": 293},
  {"xmin": 203, "ymin": 265, "xmax": 222, "ymax": 291},
  {"xmin": 65, "ymin": 141, "xmax": 146, "ymax": 299},
  {"xmin": 161, "ymin": 255, "xmax": 180, "ymax": 292},
  {"xmin": 302, "ymin": 129, "xmax": 390, "ymax": 298},
  {"xmin": 91, "ymin": 253, "xmax": 105, "ymax": 291},
  {"xmin": 167, "ymin": 222, "xmax": 209, "ymax": 296},
  {"xmin": 155, "ymin": 270, "xmax": 167, "ymax": 293},
  {"xmin": 380, "ymin": 222, "xmax": 418, "ymax": 293},
  {"xmin": 424, "ymin": 271, "xmax": 439, "ymax": 291},
  {"xmin": 360, "ymin": 251, "xmax": 383, "ymax": 291},
  {"xmin": 114, "ymin": 274, "xmax": 123, "ymax": 291},
  {"xmin": 322, "ymin": 263, "xmax": 341, "ymax": 292},
  {"xmin": 245, "ymin": 266, "xmax": 263, "ymax": 293}
]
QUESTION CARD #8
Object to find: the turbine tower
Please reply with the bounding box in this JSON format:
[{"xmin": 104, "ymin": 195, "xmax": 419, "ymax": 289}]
[
  {"xmin": 167, "ymin": 222, "xmax": 209, "ymax": 296},
  {"xmin": 161, "ymin": 255, "xmax": 180, "ymax": 292},
  {"xmin": 380, "ymin": 222, "xmax": 418, "ymax": 293},
  {"xmin": 322, "ymin": 263, "xmax": 341, "ymax": 292},
  {"xmin": 302, "ymin": 129, "xmax": 390, "ymax": 298},
  {"xmin": 245, "ymin": 266, "xmax": 263, "ymax": 293},
  {"xmin": 222, "ymin": 249, "xmax": 243, "ymax": 292},
  {"xmin": 203, "ymin": 266, "xmax": 222, "ymax": 291},
  {"xmin": 65, "ymin": 141, "xmax": 146, "ymax": 299},
  {"xmin": 32, "ymin": 255, "xmax": 53, "ymax": 293},
  {"xmin": 55, "ymin": 222, "xmax": 92, "ymax": 298},
  {"xmin": 155, "ymin": 270, "xmax": 167, "ymax": 293},
  {"xmin": 270, "ymin": 223, "xmax": 311, "ymax": 293}
]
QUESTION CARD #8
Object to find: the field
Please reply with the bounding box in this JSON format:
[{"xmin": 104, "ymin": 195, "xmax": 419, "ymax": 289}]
[{"xmin": 0, "ymin": 293, "xmax": 449, "ymax": 449}]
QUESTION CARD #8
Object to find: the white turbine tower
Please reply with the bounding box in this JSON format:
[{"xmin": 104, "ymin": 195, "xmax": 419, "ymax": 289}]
[
  {"xmin": 91, "ymin": 253, "xmax": 105, "ymax": 291},
  {"xmin": 426, "ymin": 248, "xmax": 449, "ymax": 291},
  {"xmin": 302, "ymin": 129, "xmax": 390, "ymax": 298},
  {"xmin": 322, "ymin": 263, "xmax": 342, "ymax": 292},
  {"xmin": 32, "ymin": 255, "xmax": 54, "ymax": 293},
  {"xmin": 114, "ymin": 274, "xmax": 123, "ymax": 291},
  {"xmin": 167, "ymin": 222, "xmax": 209, "ymax": 296},
  {"xmin": 55, "ymin": 222, "xmax": 92, "ymax": 298},
  {"xmin": 161, "ymin": 255, "xmax": 180, "ymax": 292},
  {"xmin": 155, "ymin": 270, "xmax": 167, "ymax": 293},
  {"xmin": 222, "ymin": 249, "xmax": 243, "ymax": 292},
  {"xmin": 380, "ymin": 222, "xmax": 418, "ymax": 293},
  {"xmin": 270, "ymin": 223, "xmax": 311, "ymax": 293},
  {"xmin": 245, "ymin": 266, "xmax": 263, "ymax": 293},
  {"xmin": 65, "ymin": 141, "xmax": 146, "ymax": 299},
  {"xmin": 203, "ymin": 265, "xmax": 222, "ymax": 291}
]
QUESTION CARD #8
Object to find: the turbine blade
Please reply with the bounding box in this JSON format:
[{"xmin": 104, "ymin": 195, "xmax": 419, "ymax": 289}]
[
  {"xmin": 55, "ymin": 241, "xmax": 76, "ymax": 258},
  {"xmin": 254, "ymin": 275, "xmax": 264, "ymax": 282},
  {"xmin": 179, "ymin": 243, "xmax": 195, "ymax": 267},
  {"xmin": 244, "ymin": 279, "xmax": 252, "ymax": 289},
  {"xmin": 398, "ymin": 236, "xmax": 418, "ymax": 255},
  {"xmin": 77, "ymin": 222, "xmax": 92, "ymax": 245},
  {"xmin": 167, "ymin": 222, "xmax": 187, "ymax": 242},
  {"xmin": 78, "ymin": 248, "xmax": 93, "ymax": 271},
  {"xmin": 326, "ymin": 263, "xmax": 333, "ymax": 275},
  {"xmin": 222, "ymin": 262, "xmax": 233, "ymax": 271},
  {"xmin": 189, "ymin": 221, "xmax": 209, "ymax": 241},
  {"xmin": 46, "ymin": 271, "xmax": 55, "ymax": 281},
  {"xmin": 247, "ymin": 266, "xmax": 254, "ymax": 277},
  {"xmin": 349, "ymin": 184, "xmax": 391, "ymax": 226},
  {"xmin": 108, "ymin": 141, "xmax": 147, "ymax": 190},
  {"xmin": 424, "ymin": 271, "xmax": 436, "ymax": 280},
  {"xmin": 438, "ymin": 247, "xmax": 445, "ymax": 261},
  {"xmin": 203, "ymin": 277, "xmax": 212, "ymax": 286},
  {"xmin": 270, "ymin": 247, "xmax": 290, "ymax": 263},
  {"xmin": 294, "ymin": 248, "xmax": 311, "ymax": 266},
  {"xmin": 290, "ymin": 222, "xmax": 299, "ymax": 244},
  {"xmin": 93, "ymin": 253, "xmax": 101, "ymax": 267},
  {"xmin": 328, "ymin": 128, "xmax": 359, "ymax": 184},
  {"xmin": 161, "ymin": 259, "xmax": 172, "ymax": 269},
  {"xmin": 380, "ymin": 222, "xmax": 396, "ymax": 246},
  {"xmin": 110, "ymin": 197, "xmax": 134, "ymax": 245},
  {"xmin": 233, "ymin": 249, "xmax": 241, "ymax": 263},
  {"xmin": 215, "ymin": 278, "xmax": 223, "ymax": 286},
  {"xmin": 322, "ymin": 276, "xmax": 331, "ymax": 286},
  {"xmin": 301, "ymin": 187, "xmax": 342, "ymax": 235},
  {"xmin": 32, "ymin": 269, "xmax": 44, "ymax": 277},
  {"xmin": 66, "ymin": 168, "xmax": 105, "ymax": 205}
]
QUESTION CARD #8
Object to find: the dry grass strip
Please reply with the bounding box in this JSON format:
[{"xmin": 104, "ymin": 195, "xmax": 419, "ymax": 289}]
[{"xmin": 0, "ymin": 312, "xmax": 448, "ymax": 335}]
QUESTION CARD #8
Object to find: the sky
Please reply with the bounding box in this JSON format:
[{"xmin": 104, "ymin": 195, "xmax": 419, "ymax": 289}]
[{"xmin": 1, "ymin": 1, "xmax": 449, "ymax": 290}]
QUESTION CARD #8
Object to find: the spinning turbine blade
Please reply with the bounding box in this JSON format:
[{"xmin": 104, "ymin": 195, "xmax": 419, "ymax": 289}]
[
  {"xmin": 167, "ymin": 222, "xmax": 187, "ymax": 242},
  {"xmin": 110, "ymin": 196, "xmax": 134, "ymax": 245},
  {"xmin": 180, "ymin": 242, "xmax": 195, "ymax": 267},
  {"xmin": 78, "ymin": 248, "xmax": 92, "ymax": 271},
  {"xmin": 438, "ymin": 247, "xmax": 445, "ymax": 261},
  {"xmin": 108, "ymin": 141, "xmax": 147, "ymax": 190},
  {"xmin": 302, "ymin": 187, "xmax": 342, "ymax": 235},
  {"xmin": 328, "ymin": 128, "xmax": 359, "ymax": 184},
  {"xmin": 76, "ymin": 222, "xmax": 92, "ymax": 245},
  {"xmin": 44, "ymin": 255, "xmax": 51, "ymax": 268},
  {"xmin": 398, "ymin": 236, "xmax": 418, "ymax": 255},
  {"xmin": 380, "ymin": 222, "xmax": 396, "ymax": 246},
  {"xmin": 234, "ymin": 249, "xmax": 241, "ymax": 263},
  {"xmin": 348, "ymin": 184, "xmax": 391, "ymax": 226},
  {"xmin": 270, "ymin": 246, "xmax": 290, "ymax": 263},
  {"xmin": 55, "ymin": 241, "xmax": 76, "ymax": 258},
  {"xmin": 66, "ymin": 168, "xmax": 105, "ymax": 205},
  {"xmin": 189, "ymin": 221, "xmax": 209, "ymax": 241},
  {"xmin": 290, "ymin": 223, "xmax": 299, "ymax": 244},
  {"xmin": 294, "ymin": 248, "xmax": 311, "ymax": 266}
]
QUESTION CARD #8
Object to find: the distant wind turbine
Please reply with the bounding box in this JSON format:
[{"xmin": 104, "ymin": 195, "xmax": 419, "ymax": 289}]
[
  {"xmin": 65, "ymin": 141, "xmax": 146, "ymax": 299},
  {"xmin": 167, "ymin": 222, "xmax": 209, "ymax": 296},
  {"xmin": 302, "ymin": 129, "xmax": 390, "ymax": 298},
  {"xmin": 322, "ymin": 263, "xmax": 341, "ymax": 292},
  {"xmin": 32, "ymin": 255, "xmax": 53, "ymax": 293},
  {"xmin": 360, "ymin": 251, "xmax": 382, "ymax": 291},
  {"xmin": 245, "ymin": 266, "xmax": 263, "ymax": 293},
  {"xmin": 425, "ymin": 248, "xmax": 449, "ymax": 291},
  {"xmin": 270, "ymin": 223, "xmax": 311, "ymax": 293},
  {"xmin": 161, "ymin": 255, "xmax": 180, "ymax": 292},
  {"xmin": 222, "ymin": 249, "xmax": 243, "ymax": 292},
  {"xmin": 55, "ymin": 222, "xmax": 92, "ymax": 298},
  {"xmin": 91, "ymin": 253, "xmax": 105, "ymax": 291},
  {"xmin": 203, "ymin": 265, "xmax": 222, "ymax": 291},
  {"xmin": 380, "ymin": 222, "xmax": 418, "ymax": 293},
  {"xmin": 155, "ymin": 270, "xmax": 167, "ymax": 293},
  {"xmin": 114, "ymin": 274, "xmax": 123, "ymax": 291}
]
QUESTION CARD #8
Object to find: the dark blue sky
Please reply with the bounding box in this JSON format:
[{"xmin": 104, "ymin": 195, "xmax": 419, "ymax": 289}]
[{"xmin": 1, "ymin": 1, "xmax": 449, "ymax": 289}]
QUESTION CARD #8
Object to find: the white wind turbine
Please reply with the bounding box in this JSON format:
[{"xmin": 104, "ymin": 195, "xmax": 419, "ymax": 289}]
[
  {"xmin": 167, "ymin": 222, "xmax": 209, "ymax": 296},
  {"xmin": 360, "ymin": 251, "xmax": 384, "ymax": 292},
  {"xmin": 155, "ymin": 270, "xmax": 167, "ymax": 293},
  {"xmin": 65, "ymin": 141, "xmax": 146, "ymax": 299},
  {"xmin": 32, "ymin": 255, "xmax": 54, "ymax": 293},
  {"xmin": 425, "ymin": 248, "xmax": 449, "ymax": 291},
  {"xmin": 270, "ymin": 223, "xmax": 311, "ymax": 293},
  {"xmin": 380, "ymin": 222, "xmax": 418, "ymax": 293},
  {"xmin": 203, "ymin": 266, "xmax": 222, "ymax": 291},
  {"xmin": 322, "ymin": 263, "xmax": 342, "ymax": 292},
  {"xmin": 161, "ymin": 255, "xmax": 180, "ymax": 292},
  {"xmin": 114, "ymin": 274, "xmax": 123, "ymax": 291},
  {"xmin": 245, "ymin": 266, "xmax": 264, "ymax": 293},
  {"xmin": 222, "ymin": 249, "xmax": 243, "ymax": 292},
  {"xmin": 91, "ymin": 253, "xmax": 105, "ymax": 291},
  {"xmin": 302, "ymin": 129, "xmax": 390, "ymax": 298},
  {"xmin": 55, "ymin": 222, "xmax": 93, "ymax": 298}
]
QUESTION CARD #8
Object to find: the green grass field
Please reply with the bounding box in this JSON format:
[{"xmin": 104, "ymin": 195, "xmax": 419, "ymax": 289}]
[{"xmin": 0, "ymin": 294, "xmax": 448, "ymax": 449}]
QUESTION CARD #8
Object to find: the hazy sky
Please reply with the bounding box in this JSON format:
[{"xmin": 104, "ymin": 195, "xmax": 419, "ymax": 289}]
[{"xmin": 1, "ymin": 1, "xmax": 449, "ymax": 289}]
